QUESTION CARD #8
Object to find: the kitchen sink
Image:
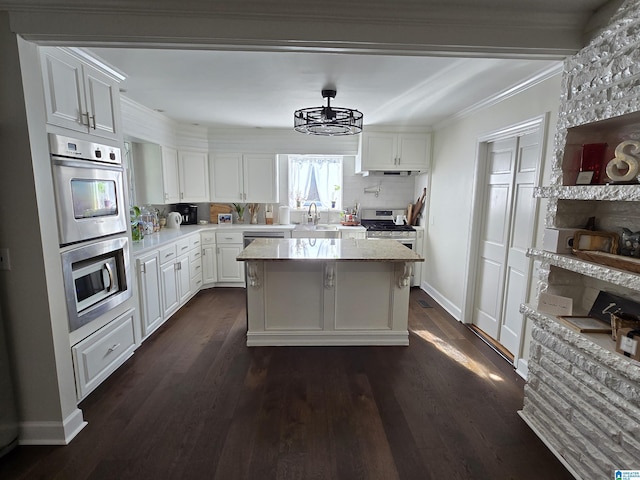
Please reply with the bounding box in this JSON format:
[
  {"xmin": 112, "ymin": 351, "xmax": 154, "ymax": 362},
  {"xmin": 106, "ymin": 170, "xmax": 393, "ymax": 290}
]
[{"xmin": 291, "ymin": 224, "xmax": 340, "ymax": 238}]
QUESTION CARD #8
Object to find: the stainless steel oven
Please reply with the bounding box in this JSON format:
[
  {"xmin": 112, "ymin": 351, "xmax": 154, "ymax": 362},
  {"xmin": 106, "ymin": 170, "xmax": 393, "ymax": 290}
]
[
  {"xmin": 50, "ymin": 134, "xmax": 127, "ymax": 246},
  {"xmin": 61, "ymin": 236, "xmax": 132, "ymax": 332}
]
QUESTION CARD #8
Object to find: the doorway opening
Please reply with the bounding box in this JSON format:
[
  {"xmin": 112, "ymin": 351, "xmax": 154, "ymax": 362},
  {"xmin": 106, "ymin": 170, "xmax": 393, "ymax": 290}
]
[{"xmin": 462, "ymin": 115, "xmax": 548, "ymax": 369}]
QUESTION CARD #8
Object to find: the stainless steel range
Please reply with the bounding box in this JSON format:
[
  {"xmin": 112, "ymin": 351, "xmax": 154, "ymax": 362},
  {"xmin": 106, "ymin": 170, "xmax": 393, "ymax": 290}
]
[{"xmin": 360, "ymin": 209, "xmax": 417, "ymax": 249}]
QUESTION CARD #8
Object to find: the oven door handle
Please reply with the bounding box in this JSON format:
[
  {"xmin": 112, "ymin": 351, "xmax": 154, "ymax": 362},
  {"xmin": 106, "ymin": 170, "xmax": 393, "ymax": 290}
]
[{"xmin": 103, "ymin": 262, "xmax": 114, "ymax": 292}]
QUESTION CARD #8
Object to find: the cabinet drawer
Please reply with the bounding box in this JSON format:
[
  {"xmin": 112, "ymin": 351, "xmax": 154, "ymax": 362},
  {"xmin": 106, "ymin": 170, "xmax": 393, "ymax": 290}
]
[
  {"xmin": 159, "ymin": 245, "xmax": 177, "ymax": 264},
  {"xmin": 189, "ymin": 249, "xmax": 202, "ymax": 264},
  {"xmin": 176, "ymin": 237, "xmax": 191, "ymax": 256},
  {"xmin": 191, "ymin": 273, "xmax": 203, "ymax": 292},
  {"xmin": 216, "ymin": 231, "xmax": 243, "ymax": 244},
  {"xmin": 189, "ymin": 235, "xmax": 201, "ymax": 250},
  {"xmin": 72, "ymin": 309, "xmax": 136, "ymax": 400},
  {"xmin": 201, "ymin": 232, "xmax": 216, "ymax": 245},
  {"xmin": 190, "ymin": 258, "xmax": 202, "ymax": 279}
]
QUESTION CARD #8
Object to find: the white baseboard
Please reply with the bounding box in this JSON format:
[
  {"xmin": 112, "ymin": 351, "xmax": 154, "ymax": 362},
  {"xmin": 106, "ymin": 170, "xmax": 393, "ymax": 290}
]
[
  {"xmin": 515, "ymin": 358, "xmax": 529, "ymax": 380},
  {"xmin": 19, "ymin": 407, "xmax": 87, "ymax": 445},
  {"xmin": 247, "ymin": 330, "xmax": 409, "ymax": 346},
  {"xmin": 420, "ymin": 281, "xmax": 462, "ymax": 321}
]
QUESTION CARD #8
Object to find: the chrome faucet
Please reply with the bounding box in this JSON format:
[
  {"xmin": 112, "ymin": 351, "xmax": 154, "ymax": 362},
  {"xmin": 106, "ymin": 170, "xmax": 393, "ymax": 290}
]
[{"xmin": 307, "ymin": 202, "xmax": 320, "ymax": 225}]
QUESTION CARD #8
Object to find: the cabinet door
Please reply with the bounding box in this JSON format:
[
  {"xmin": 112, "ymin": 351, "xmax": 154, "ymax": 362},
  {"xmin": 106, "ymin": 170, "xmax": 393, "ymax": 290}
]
[
  {"xmin": 217, "ymin": 244, "xmax": 245, "ymax": 282},
  {"xmin": 40, "ymin": 48, "xmax": 87, "ymax": 134},
  {"xmin": 397, "ymin": 134, "xmax": 430, "ymax": 171},
  {"xmin": 210, "ymin": 153, "xmax": 244, "ymax": 202},
  {"xmin": 82, "ymin": 64, "xmax": 120, "ymax": 140},
  {"xmin": 161, "ymin": 147, "xmax": 180, "ymax": 204},
  {"xmin": 360, "ymin": 133, "xmax": 397, "ymax": 170},
  {"xmin": 243, "ymin": 154, "xmax": 279, "ymax": 203},
  {"xmin": 137, "ymin": 252, "xmax": 164, "ymax": 339},
  {"xmin": 160, "ymin": 261, "xmax": 180, "ymax": 318},
  {"xmin": 177, "ymin": 255, "xmax": 192, "ymax": 304},
  {"xmin": 179, "ymin": 150, "xmax": 210, "ymax": 202},
  {"xmin": 202, "ymin": 245, "xmax": 217, "ymax": 284}
]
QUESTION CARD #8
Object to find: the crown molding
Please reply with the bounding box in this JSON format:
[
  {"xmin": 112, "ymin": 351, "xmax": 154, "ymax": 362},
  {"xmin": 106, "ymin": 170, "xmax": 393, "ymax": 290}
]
[{"xmin": 435, "ymin": 62, "xmax": 563, "ymax": 129}]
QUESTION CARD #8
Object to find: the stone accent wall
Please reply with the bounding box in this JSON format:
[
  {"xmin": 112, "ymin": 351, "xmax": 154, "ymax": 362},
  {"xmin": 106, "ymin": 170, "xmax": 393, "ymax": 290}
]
[{"xmin": 521, "ymin": 1, "xmax": 640, "ymax": 478}]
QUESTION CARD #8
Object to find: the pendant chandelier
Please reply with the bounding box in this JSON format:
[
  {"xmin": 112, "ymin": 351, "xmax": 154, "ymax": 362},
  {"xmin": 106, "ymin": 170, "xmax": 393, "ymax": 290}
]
[{"xmin": 294, "ymin": 89, "xmax": 363, "ymax": 136}]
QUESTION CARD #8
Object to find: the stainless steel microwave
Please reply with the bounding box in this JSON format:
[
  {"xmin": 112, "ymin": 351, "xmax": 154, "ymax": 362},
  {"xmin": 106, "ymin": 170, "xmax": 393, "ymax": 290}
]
[
  {"xmin": 61, "ymin": 236, "xmax": 132, "ymax": 332},
  {"xmin": 49, "ymin": 134, "xmax": 128, "ymax": 246}
]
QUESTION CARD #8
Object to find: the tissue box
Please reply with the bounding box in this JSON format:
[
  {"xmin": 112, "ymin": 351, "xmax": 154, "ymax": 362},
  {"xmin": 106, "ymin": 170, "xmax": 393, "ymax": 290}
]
[
  {"xmin": 543, "ymin": 228, "xmax": 579, "ymax": 254},
  {"xmin": 616, "ymin": 328, "xmax": 640, "ymax": 360}
]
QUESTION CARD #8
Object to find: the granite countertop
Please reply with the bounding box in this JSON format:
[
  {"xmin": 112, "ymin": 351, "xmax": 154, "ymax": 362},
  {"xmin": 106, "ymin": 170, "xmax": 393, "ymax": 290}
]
[
  {"xmin": 130, "ymin": 223, "xmax": 367, "ymax": 256},
  {"xmin": 237, "ymin": 238, "xmax": 424, "ymax": 262}
]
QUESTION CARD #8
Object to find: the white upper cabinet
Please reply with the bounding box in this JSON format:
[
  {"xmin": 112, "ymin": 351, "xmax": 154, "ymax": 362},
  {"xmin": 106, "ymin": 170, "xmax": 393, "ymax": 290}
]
[
  {"xmin": 178, "ymin": 150, "xmax": 210, "ymax": 203},
  {"xmin": 161, "ymin": 146, "xmax": 181, "ymax": 204},
  {"xmin": 210, "ymin": 153, "xmax": 278, "ymax": 203},
  {"xmin": 40, "ymin": 47, "xmax": 121, "ymax": 140},
  {"xmin": 132, "ymin": 143, "xmax": 209, "ymax": 205},
  {"xmin": 356, "ymin": 132, "xmax": 431, "ymax": 173}
]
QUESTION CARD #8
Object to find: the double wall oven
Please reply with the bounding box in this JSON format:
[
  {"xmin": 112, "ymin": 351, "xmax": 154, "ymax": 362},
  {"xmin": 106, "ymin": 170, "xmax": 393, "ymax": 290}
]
[{"xmin": 50, "ymin": 134, "xmax": 132, "ymax": 332}]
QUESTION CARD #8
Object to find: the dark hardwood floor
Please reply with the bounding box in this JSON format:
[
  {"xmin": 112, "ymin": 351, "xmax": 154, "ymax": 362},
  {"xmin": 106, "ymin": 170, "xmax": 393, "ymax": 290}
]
[{"xmin": 0, "ymin": 288, "xmax": 572, "ymax": 480}]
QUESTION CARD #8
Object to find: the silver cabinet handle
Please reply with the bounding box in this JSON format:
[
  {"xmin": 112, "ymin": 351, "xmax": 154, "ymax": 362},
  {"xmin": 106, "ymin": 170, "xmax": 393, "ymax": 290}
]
[
  {"xmin": 81, "ymin": 112, "xmax": 90, "ymax": 126},
  {"xmin": 107, "ymin": 343, "xmax": 120, "ymax": 353},
  {"xmin": 90, "ymin": 114, "xmax": 96, "ymax": 129}
]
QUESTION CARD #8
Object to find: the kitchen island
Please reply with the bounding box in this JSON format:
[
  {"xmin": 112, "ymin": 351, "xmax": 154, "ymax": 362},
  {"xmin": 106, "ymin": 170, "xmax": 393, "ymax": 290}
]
[{"xmin": 237, "ymin": 238, "xmax": 424, "ymax": 346}]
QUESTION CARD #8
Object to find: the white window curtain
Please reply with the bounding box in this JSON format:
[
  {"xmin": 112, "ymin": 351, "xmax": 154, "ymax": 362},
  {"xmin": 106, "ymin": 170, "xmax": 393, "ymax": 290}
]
[{"xmin": 288, "ymin": 155, "xmax": 342, "ymax": 208}]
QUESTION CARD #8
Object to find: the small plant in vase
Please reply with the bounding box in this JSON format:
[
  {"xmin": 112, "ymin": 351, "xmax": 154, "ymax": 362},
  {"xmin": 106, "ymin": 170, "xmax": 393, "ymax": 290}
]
[
  {"xmin": 232, "ymin": 203, "xmax": 246, "ymax": 223},
  {"xmin": 331, "ymin": 185, "xmax": 340, "ymax": 208},
  {"xmin": 291, "ymin": 191, "xmax": 305, "ymax": 209}
]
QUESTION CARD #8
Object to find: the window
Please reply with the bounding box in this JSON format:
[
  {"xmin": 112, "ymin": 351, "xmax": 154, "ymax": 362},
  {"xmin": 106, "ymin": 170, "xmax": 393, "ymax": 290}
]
[{"xmin": 288, "ymin": 155, "xmax": 343, "ymax": 209}]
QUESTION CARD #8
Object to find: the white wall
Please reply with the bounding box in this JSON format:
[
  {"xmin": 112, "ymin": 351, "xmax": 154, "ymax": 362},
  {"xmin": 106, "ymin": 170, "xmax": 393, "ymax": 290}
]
[{"xmin": 424, "ymin": 75, "xmax": 562, "ymax": 328}]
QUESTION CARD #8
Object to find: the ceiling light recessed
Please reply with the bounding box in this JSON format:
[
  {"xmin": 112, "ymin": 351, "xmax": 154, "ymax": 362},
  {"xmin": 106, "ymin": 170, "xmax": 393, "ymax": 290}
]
[{"xmin": 294, "ymin": 89, "xmax": 363, "ymax": 136}]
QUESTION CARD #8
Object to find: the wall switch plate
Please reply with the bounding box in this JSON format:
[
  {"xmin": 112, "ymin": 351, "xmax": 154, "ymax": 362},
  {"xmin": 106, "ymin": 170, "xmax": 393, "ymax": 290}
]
[{"xmin": 0, "ymin": 248, "xmax": 11, "ymax": 270}]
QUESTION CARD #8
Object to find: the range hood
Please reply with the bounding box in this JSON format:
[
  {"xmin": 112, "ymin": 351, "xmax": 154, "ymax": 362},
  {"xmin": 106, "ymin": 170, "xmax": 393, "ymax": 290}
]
[{"xmin": 359, "ymin": 170, "xmax": 422, "ymax": 177}]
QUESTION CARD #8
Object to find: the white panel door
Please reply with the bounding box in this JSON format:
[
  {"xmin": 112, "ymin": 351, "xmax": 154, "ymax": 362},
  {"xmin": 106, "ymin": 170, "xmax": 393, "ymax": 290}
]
[
  {"xmin": 217, "ymin": 245, "xmax": 245, "ymax": 282},
  {"xmin": 176, "ymin": 254, "xmax": 191, "ymax": 304},
  {"xmin": 138, "ymin": 252, "xmax": 163, "ymax": 338},
  {"xmin": 41, "ymin": 49, "xmax": 87, "ymax": 133},
  {"xmin": 473, "ymin": 138, "xmax": 516, "ymax": 339},
  {"xmin": 472, "ymin": 131, "xmax": 540, "ymax": 357},
  {"xmin": 161, "ymin": 147, "xmax": 180, "ymax": 204},
  {"xmin": 499, "ymin": 132, "xmax": 540, "ymax": 356},
  {"xmin": 160, "ymin": 261, "xmax": 180, "ymax": 318},
  {"xmin": 210, "ymin": 153, "xmax": 244, "ymax": 202},
  {"xmin": 83, "ymin": 65, "xmax": 119, "ymax": 140},
  {"xmin": 179, "ymin": 150, "xmax": 210, "ymax": 202},
  {"xmin": 243, "ymin": 154, "xmax": 279, "ymax": 203},
  {"xmin": 202, "ymin": 245, "xmax": 217, "ymax": 284}
]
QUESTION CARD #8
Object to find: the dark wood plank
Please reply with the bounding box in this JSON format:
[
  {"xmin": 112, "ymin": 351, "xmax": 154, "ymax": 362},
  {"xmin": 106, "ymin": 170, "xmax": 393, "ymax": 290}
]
[{"xmin": 0, "ymin": 288, "xmax": 573, "ymax": 480}]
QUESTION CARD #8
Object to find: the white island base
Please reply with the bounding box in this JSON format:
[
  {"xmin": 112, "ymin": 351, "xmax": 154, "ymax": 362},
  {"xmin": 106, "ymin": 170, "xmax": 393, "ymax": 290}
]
[{"xmin": 238, "ymin": 239, "xmax": 423, "ymax": 347}]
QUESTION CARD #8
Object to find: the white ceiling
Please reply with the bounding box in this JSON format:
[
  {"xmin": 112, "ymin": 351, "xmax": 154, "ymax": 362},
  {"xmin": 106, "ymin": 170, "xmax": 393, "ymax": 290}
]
[
  {"xmin": 90, "ymin": 47, "xmax": 561, "ymax": 130},
  {"xmin": 60, "ymin": 0, "xmax": 617, "ymax": 130}
]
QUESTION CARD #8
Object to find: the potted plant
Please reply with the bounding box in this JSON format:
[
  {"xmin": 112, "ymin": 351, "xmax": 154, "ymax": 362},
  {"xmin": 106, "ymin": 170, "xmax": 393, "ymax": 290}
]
[
  {"xmin": 232, "ymin": 203, "xmax": 246, "ymax": 223},
  {"xmin": 331, "ymin": 185, "xmax": 340, "ymax": 208}
]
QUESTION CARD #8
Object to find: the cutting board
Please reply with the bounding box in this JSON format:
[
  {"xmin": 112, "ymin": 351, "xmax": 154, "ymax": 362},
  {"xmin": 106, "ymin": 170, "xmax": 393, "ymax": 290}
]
[
  {"xmin": 210, "ymin": 203, "xmax": 233, "ymax": 223},
  {"xmin": 410, "ymin": 188, "xmax": 427, "ymax": 225}
]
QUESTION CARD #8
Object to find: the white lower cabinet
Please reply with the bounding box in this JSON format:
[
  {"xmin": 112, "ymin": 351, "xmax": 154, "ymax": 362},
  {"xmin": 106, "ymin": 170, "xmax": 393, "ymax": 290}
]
[
  {"xmin": 137, "ymin": 234, "xmax": 202, "ymax": 341},
  {"xmin": 160, "ymin": 245, "xmax": 180, "ymax": 319},
  {"xmin": 72, "ymin": 308, "xmax": 136, "ymax": 400},
  {"xmin": 201, "ymin": 231, "xmax": 217, "ymax": 286},
  {"xmin": 137, "ymin": 251, "xmax": 163, "ymax": 338},
  {"xmin": 216, "ymin": 231, "xmax": 245, "ymax": 284}
]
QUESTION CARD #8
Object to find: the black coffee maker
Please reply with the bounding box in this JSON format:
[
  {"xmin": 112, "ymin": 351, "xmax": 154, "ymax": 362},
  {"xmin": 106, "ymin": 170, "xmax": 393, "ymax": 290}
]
[{"xmin": 174, "ymin": 204, "xmax": 197, "ymax": 225}]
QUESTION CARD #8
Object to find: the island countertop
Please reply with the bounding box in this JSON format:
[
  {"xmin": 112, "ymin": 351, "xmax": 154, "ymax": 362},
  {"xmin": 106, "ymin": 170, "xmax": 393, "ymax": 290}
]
[{"xmin": 237, "ymin": 238, "xmax": 424, "ymax": 262}]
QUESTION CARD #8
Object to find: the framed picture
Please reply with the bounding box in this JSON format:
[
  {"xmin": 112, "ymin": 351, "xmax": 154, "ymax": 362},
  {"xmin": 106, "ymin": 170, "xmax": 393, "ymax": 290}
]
[
  {"xmin": 557, "ymin": 315, "xmax": 611, "ymax": 333},
  {"xmin": 575, "ymin": 171, "xmax": 595, "ymax": 185},
  {"xmin": 217, "ymin": 213, "xmax": 233, "ymax": 224},
  {"xmin": 573, "ymin": 230, "xmax": 619, "ymax": 254}
]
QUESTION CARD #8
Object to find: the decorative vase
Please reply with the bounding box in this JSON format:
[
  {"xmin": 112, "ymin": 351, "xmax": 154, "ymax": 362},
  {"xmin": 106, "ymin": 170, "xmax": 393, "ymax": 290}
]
[
  {"xmin": 237, "ymin": 216, "xmax": 244, "ymax": 224},
  {"xmin": 331, "ymin": 201, "xmax": 336, "ymax": 208}
]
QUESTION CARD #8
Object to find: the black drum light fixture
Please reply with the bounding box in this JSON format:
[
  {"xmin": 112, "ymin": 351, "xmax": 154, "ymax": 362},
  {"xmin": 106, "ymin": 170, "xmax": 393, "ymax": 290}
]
[{"xmin": 294, "ymin": 89, "xmax": 363, "ymax": 136}]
